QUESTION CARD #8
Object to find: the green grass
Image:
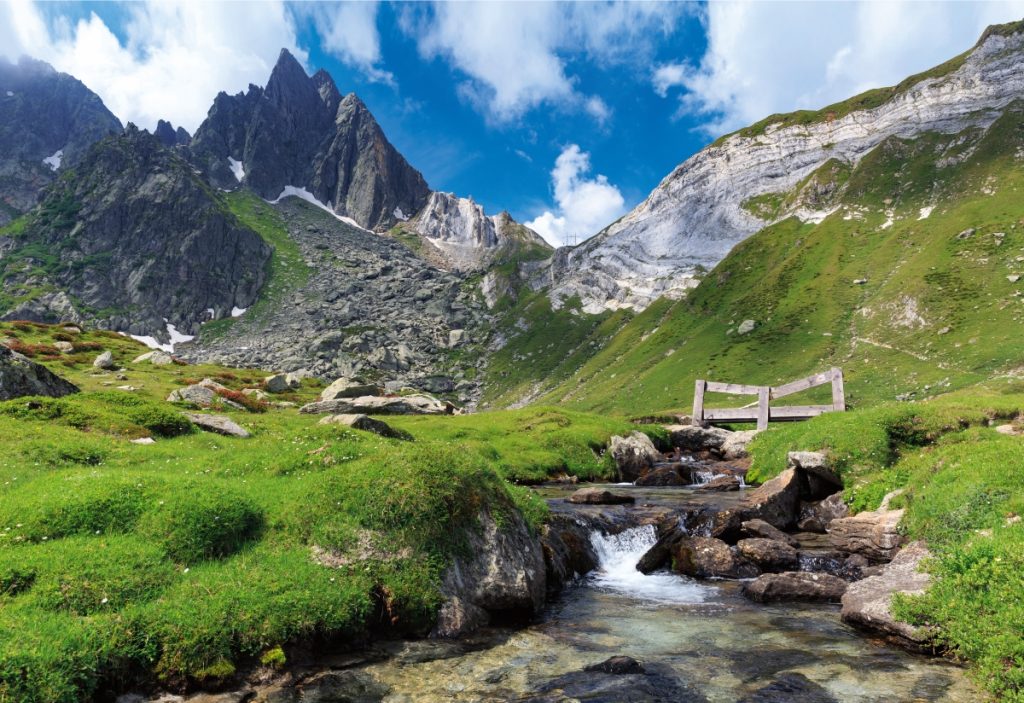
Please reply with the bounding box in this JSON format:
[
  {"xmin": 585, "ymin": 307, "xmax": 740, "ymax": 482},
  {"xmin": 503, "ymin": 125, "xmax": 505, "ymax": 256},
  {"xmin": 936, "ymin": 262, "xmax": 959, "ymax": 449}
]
[
  {"xmin": 0, "ymin": 323, "xmax": 647, "ymax": 702},
  {"xmin": 743, "ymin": 391, "xmax": 1024, "ymax": 699},
  {"xmin": 199, "ymin": 191, "xmax": 311, "ymax": 341}
]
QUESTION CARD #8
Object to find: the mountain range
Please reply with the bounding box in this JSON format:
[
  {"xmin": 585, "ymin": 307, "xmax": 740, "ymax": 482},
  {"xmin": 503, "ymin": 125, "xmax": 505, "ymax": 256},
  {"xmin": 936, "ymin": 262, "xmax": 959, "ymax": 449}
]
[{"xmin": 2, "ymin": 22, "xmax": 1024, "ymax": 409}]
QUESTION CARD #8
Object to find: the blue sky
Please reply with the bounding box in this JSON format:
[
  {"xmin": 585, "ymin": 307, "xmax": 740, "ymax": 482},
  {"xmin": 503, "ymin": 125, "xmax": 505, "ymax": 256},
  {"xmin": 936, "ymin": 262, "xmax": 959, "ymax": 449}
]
[{"xmin": 2, "ymin": 1, "xmax": 1023, "ymax": 244}]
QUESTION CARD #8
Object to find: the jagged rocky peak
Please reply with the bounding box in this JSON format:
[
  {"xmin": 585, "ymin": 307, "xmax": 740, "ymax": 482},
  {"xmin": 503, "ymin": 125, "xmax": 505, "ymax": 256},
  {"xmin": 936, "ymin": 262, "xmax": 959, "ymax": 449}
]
[
  {"xmin": 190, "ymin": 48, "xmax": 429, "ymax": 231},
  {"xmin": 410, "ymin": 192, "xmax": 551, "ymax": 271},
  {"xmin": 154, "ymin": 119, "xmax": 190, "ymax": 147},
  {"xmin": 0, "ymin": 55, "xmax": 122, "ymax": 225},
  {"xmin": 0, "ymin": 125, "xmax": 271, "ymax": 343},
  {"xmin": 552, "ymin": 20, "xmax": 1024, "ymax": 314}
]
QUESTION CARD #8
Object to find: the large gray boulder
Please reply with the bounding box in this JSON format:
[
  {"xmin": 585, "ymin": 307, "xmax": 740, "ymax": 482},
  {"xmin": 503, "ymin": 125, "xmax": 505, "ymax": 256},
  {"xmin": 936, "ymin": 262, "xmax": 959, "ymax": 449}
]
[
  {"xmin": 182, "ymin": 412, "xmax": 249, "ymax": 438},
  {"xmin": 828, "ymin": 499, "xmax": 905, "ymax": 562},
  {"xmin": 166, "ymin": 378, "xmax": 243, "ymax": 409},
  {"xmin": 665, "ymin": 424, "xmax": 731, "ymax": 453},
  {"xmin": 721, "ymin": 429, "xmax": 760, "ymax": 460},
  {"xmin": 432, "ymin": 510, "xmax": 546, "ymax": 637},
  {"xmin": 264, "ymin": 372, "xmax": 301, "ymax": 393},
  {"xmin": 735, "ymin": 538, "xmax": 798, "ymax": 572},
  {"xmin": 743, "ymin": 468, "xmax": 802, "ymax": 529},
  {"xmin": 841, "ymin": 541, "xmax": 935, "ymax": 649},
  {"xmin": 742, "ymin": 571, "xmax": 849, "ymax": 603},
  {"xmin": 0, "ymin": 345, "xmax": 80, "ymax": 400},
  {"xmin": 299, "ymin": 394, "xmax": 455, "ymax": 416},
  {"xmin": 317, "ymin": 413, "xmax": 411, "ymax": 440},
  {"xmin": 671, "ymin": 536, "xmax": 759, "ymax": 579},
  {"xmin": 93, "ymin": 350, "xmax": 115, "ymax": 369},
  {"xmin": 609, "ymin": 431, "xmax": 660, "ymax": 482},
  {"xmin": 320, "ymin": 377, "xmax": 384, "ymax": 401}
]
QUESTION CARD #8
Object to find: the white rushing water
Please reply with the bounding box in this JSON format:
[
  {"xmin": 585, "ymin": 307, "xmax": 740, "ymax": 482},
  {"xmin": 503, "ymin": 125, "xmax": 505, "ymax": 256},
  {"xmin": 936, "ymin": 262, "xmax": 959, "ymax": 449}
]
[{"xmin": 588, "ymin": 525, "xmax": 712, "ymax": 605}]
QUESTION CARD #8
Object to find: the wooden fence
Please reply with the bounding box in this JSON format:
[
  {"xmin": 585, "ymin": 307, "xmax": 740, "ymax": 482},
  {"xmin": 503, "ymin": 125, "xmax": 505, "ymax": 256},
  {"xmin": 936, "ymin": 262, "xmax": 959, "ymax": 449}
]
[{"xmin": 692, "ymin": 368, "xmax": 846, "ymax": 431}]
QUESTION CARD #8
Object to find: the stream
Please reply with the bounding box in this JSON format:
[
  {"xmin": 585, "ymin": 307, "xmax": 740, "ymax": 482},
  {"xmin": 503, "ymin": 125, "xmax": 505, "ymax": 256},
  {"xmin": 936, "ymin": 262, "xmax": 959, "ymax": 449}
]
[{"xmin": 351, "ymin": 483, "xmax": 979, "ymax": 702}]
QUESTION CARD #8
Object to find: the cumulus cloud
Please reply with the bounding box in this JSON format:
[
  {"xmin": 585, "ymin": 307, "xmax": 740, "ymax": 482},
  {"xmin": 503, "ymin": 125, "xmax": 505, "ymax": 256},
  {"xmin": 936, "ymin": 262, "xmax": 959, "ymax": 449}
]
[
  {"xmin": 0, "ymin": 1, "xmax": 305, "ymax": 133},
  {"xmin": 526, "ymin": 145, "xmax": 626, "ymax": 247},
  {"xmin": 300, "ymin": 1, "xmax": 394, "ymax": 86},
  {"xmin": 405, "ymin": 1, "xmax": 686, "ymax": 123},
  {"xmin": 660, "ymin": 0, "xmax": 1024, "ymax": 135}
]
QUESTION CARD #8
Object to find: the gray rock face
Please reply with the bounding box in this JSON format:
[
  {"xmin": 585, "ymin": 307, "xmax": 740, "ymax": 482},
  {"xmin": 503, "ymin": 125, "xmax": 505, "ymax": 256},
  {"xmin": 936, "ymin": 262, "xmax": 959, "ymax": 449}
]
[
  {"xmin": 0, "ymin": 344, "xmax": 79, "ymax": 400},
  {"xmin": 299, "ymin": 394, "xmax": 453, "ymax": 416},
  {"xmin": 432, "ymin": 509, "xmax": 546, "ymax": 637},
  {"xmin": 609, "ymin": 431, "xmax": 660, "ymax": 482},
  {"xmin": 547, "ymin": 25, "xmax": 1024, "ymax": 313},
  {"xmin": 320, "ymin": 377, "xmax": 384, "ymax": 401},
  {"xmin": 153, "ymin": 119, "xmax": 190, "ymax": 148},
  {"xmin": 190, "ymin": 49, "xmax": 429, "ymax": 232},
  {"xmin": 840, "ymin": 541, "xmax": 934, "ymax": 649},
  {"xmin": 742, "ymin": 572, "xmax": 849, "ymax": 603},
  {"xmin": 743, "ymin": 468, "xmax": 802, "ymax": 529},
  {"xmin": 0, "ymin": 56, "xmax": 122, "ymax": 226},
  {"xmin": 0, "ymin": 127, "xmax": 271, "ymax": 342},
  {"xmin": 182, "ymin": 412, "xmax": 250, "ymax": 438}
]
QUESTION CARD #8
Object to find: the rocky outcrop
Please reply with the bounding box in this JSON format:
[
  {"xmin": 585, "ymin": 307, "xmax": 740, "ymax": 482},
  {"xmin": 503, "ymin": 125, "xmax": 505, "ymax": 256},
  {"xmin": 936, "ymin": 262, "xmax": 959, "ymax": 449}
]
[
  {"xmin": 742, "ymin": 572, "xmax": 849, "ymax": 603},
  {"xmin": 0, "ymin": 127, "xmax": 271, "ymax": 342},
  {"xmin": 153, "ymin": 119, "xmax": 190, "ymax": 148},
  {"xmin": 299, "ymin": 394, "xmax": 454, "ymax": 416},
  {"xmin": 0, "ymin": 344, "xmax": 79, "ymax": 400},
  {"xmin": 609, "ymin": 431, "xmax": 660, "ymax": 482},
  {"xmin": 320, "ymin": 377, "xmax": 383, "ymax": 401},
  {"xmin": 547, "ymin": 24, "xmax": 1024, "ymax": 312},
  {"xmin": 840, "ymin": 541, "xmax": 935, "ymax": 650},
  {"xmin": 0, "ymin": 56, "xmax": 122, "ymax": 225},
  {"xmin": 318, "ymin": 413, "xmax": 411, "ymax": 440},
  {"xmin": 432, "ymin": 509, "xmax": 545, "ymax": 637}
]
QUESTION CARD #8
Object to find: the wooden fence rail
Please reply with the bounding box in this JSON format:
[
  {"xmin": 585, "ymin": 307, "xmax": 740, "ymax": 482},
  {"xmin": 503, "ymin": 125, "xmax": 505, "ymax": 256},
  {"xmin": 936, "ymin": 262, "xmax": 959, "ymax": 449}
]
[{"xmin": 692, "ymin": 368, "xmax": 845, "ymax": 431}]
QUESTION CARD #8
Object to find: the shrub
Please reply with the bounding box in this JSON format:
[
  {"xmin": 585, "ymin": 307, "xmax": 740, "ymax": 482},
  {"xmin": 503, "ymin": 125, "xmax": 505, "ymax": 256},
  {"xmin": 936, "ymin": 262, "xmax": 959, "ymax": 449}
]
[{"xmin": 139, "ymin": 485, "xmax": 265, "ymax": 563}]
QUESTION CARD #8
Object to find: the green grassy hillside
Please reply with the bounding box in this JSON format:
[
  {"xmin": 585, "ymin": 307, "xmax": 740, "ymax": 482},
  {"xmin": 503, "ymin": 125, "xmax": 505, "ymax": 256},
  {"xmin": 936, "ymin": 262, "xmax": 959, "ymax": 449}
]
[
  {"xmin": 0, "ymin": 322, "xmax": 643, "ymax": 702},
  {"xmin": 523, "ymin": 104, "xmax": 1024, "ymax": 416}
]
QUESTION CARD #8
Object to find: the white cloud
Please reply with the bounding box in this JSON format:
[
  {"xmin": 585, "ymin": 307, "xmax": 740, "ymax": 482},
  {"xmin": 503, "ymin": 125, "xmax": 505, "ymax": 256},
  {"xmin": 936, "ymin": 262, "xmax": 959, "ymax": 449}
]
[
  {"xmin": 405, "ymin": 1, "xmax": 686, "ymax": 123},
  {"xmin": 663, "ymin": 0, "xmax": 1024, "ymax": 135},
  {"xmin": 301, "ymin": 2, "xmax": 394, "ymax": 86},
  {"xmin": 526, "ymin": 144, "xmax": 626, "ymax": 247},
  {"xmin": 0, "ymin": 1, "xmax": 306, "ymax": 133}
]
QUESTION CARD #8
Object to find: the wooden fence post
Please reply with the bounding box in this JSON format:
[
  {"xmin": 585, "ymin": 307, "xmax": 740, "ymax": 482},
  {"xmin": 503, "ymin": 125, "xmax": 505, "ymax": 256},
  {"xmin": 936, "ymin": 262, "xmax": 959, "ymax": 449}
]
[
  {"xmin": 693, "ymin": 379, "xmax": 706, "ymax": 425},
  {"xmin": 831, "ymin": 367, "xmax": 846, "ymax": 411},
  {"xmin": 757, "ymin": 386, "xmax": 770, "ymax": 430}
]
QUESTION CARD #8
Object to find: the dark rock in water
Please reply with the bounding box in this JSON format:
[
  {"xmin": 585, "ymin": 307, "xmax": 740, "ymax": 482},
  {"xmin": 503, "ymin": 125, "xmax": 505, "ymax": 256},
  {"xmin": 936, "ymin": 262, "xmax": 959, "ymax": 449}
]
[
  {"xmin": 729, "ymin": 648, "xmax": 819, "ymax": 683},
  {"xmin": 665, "ymin": 424, "xmax": 731, "ymax": 453},
  {"xmin": 635, "ymin": 463, "xmax": 691, "ymax": 486},
  {"xmin": 797, "ymin": 550, "xmax": 865, "ymax": 581},
  {"xmin": 787, "ymin": 451, "xmax": 843, "ymax": 498},
  {"xmin": 566, "ymin": 488, "xmax": 635, "ymax": 505},
  {"xmin": 0, "ymin": 345, "xmax": 79, "ymax": 400},
  {"xmin": 432, "ymin": 509, "xmax": 545, "ymax": 637},
  {"xmin": 696, "ymin": 475, "xmax": 741, "ymax": 491},
  {"xmin": 735, "ymin": 538, "xmax": 799, "ymax": 572},
  {"xmin": 636, "ymin": 523, "xmax": 687, "ymax": 574},
  {"xmin": 541, "ymin": 514, "xmax": 599, "ymax": 595},
  {"xmin": 688, "ymin": 507, "xmax": 746, "ymax": 543},
  {"xmin": 738, "ymin": 672, "xmax": 838, "ymax": 702},
  {"xmin": 609, "ymin": 431, "xmax": 660, "ymax": 482},
  {"xmin": 742, "ymin": 572, "xmax": 848, "ymax": 603},
  {"xmin": 741, "ymin": 519, "xmax": 800, "ymax": 547},
  {"xmin": 525, "ymin": 660, "xmax": 708, "ymax": 703},
  {"xmin": 298, "ymin": 669, "xmax": 389, "ymax": 702},
  {"xmin": 796, "ymin": 492, "xmax": 849, "ymax": 533},
  {"xmin": 585, "ymin": 655, "xmax": 645, "ymax": 675},
  {"xmin": 671, "ymin": 536, "xmax": 759, "ymax": 579}
]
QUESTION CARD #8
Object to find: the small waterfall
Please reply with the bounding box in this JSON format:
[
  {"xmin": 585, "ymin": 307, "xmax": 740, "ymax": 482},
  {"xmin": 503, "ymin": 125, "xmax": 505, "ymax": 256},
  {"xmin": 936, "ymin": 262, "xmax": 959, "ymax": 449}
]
[
  {"xmin": 692, "ymin": 470, "xmax": 717, "ymax": 485},
  {"xmin": 588, "ymin": 526, "xmax": 712, "ymax": 604}
]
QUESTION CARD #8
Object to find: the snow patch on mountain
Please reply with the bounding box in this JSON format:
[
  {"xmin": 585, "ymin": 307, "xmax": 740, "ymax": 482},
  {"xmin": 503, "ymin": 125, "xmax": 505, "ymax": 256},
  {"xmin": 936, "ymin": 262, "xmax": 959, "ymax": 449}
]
[
  {"xmin": 42, "ymin": 149, "xmax": 63, "ymax": 171},
  {"xmin": 227, "ymin": 157, "xmax": 245, "ymax": 182}
]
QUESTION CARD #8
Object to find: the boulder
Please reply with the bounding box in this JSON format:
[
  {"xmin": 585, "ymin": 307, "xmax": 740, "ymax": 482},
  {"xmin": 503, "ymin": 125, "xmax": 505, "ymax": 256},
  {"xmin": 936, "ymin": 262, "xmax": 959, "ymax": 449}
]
[
  {"xmin": 182, "ymin": 413, "xmax": 250, "ymax": 438},
  {"xmin": 743, "ymin": 468, "xmax": 801, "ymax": 529},
  {"xmin": 540, "ymin": 514, "xmax": 599, "ymax": 595},
  {"xmin": 566, "ymin": 488, "xmax": 635, "ymax": 505},
  {"xmin": 665, "ymin": 424, "xmax": 731, "ymax": 453},
  {"xmin": 721, "ymin": 430, "xmax": 760, "ymax": 460},
  {"xmin": 840, "ymin": 541, "xmax": 935, "ymax": 650},
  {"xmin": 264, "ymin": 372, "xmax": 301, "ymax": 393},
  {"xmin": 526, "ymin": 661, "xmax": 698, "ymax": 703},
  {"xmin": 635, "ymin": 464, "xmax": 691, "ymax": 486},
  {"xmin": 318, "ymin": 413, "xmax": 411, "ymax": 440},
  {"xmin": 797, "ymin": 492, "xmax": 849, "ymax": 533},
  {"xmin": 737, "ymin": 672, "xmax": 838, "ymax": 703},
  {"xmin": 432, "ymin": 509, "xmax": 546, "ymax": 637},
  {"xmin": 609, "ymin": 431, "xmax": 660, "ymax": 482},
  {"xmin": 740, "ymin": 519, "xmax": 800, "ymax": 547},
  {"xmin": 735, "ymin": 538, "xmax": 799, "ymax": 572},
  {"xmin": 320, "ymin": 377, "xmax": 384, "ymax": 401},
  {"xmin": 671, "ymin": 536, "xmax": 759, "ymax": 579},
  {"xmin": 696, "ymin": 475, "xmax": 741, "ymax": 491},
  {"xmin": 241, "ymin": 388, "xmax": 269, "ymax": 401},
  {"xmin": 167, "ymin": 378, "xmax": 242, "ymax": 409},
  {"xmin": 53, "ymin": 341, "xmax": 74, "ymax": 353},
  {"xmin": 585, "ymin": 656, "xmax": 645, "ymax": 675},
  {"xmin": 828, "ymin": 502, "xmax": 905, "ymax": 562},
  {"xmin": 299, "ymin": 394, "xmax": 455, "ymax": 416},
  {"xmin": 787, "ymin": 450, "xmax": 843, "ymax": 496},
  {"xmin": 742, "ymin": 572, "xmax": 848, "ymax": 603},
  {"xmin": 0, "ymin": 345, "xmax": 79, "ymax": 400},
  {"xmin": 93, "ymin": 350, "xmax": 115, "ymax": 369},
  {"xmin": 133, "ymin": 350, "xmax": 173, "ymax": 365},
  {"xmin": 636, "ymin": 520, "xmax": 687, "ymax": 574}
]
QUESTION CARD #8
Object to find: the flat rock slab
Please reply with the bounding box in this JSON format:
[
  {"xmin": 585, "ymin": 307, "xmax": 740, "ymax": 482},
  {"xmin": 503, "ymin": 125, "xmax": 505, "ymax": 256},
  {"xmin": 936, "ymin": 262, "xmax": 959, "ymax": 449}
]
[
  {"xmin": 566, "ymin": 488, "xmax": 636, "ymax": 505},
  {"xmin": 742, "ymin": 571, "xmax": 848, "ymax": 603},
  {"xmin": 841, "ymin": 541, "xmax": 934, "ymax": 649},
  {"xmin": 300, "ymin": 394, "xmax": 455, "ymax": 416},
  {"xmin": 183, "ymin": 413, "xmax": 250, "ymax": 438},
  {"xmin": 0, "ymin": 345, "xmax": 79, "ymax": 400},
  {"xmin": 318, "ymin": 413, "xmax": 411, "ymax": 440}
]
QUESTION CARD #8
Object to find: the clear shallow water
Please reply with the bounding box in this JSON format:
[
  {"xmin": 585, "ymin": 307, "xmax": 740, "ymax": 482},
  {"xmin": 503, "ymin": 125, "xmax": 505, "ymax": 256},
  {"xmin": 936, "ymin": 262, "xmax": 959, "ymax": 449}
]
[{"xmin": 356, "ymin": 519, "xmax": 979, "ymax": 702}]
